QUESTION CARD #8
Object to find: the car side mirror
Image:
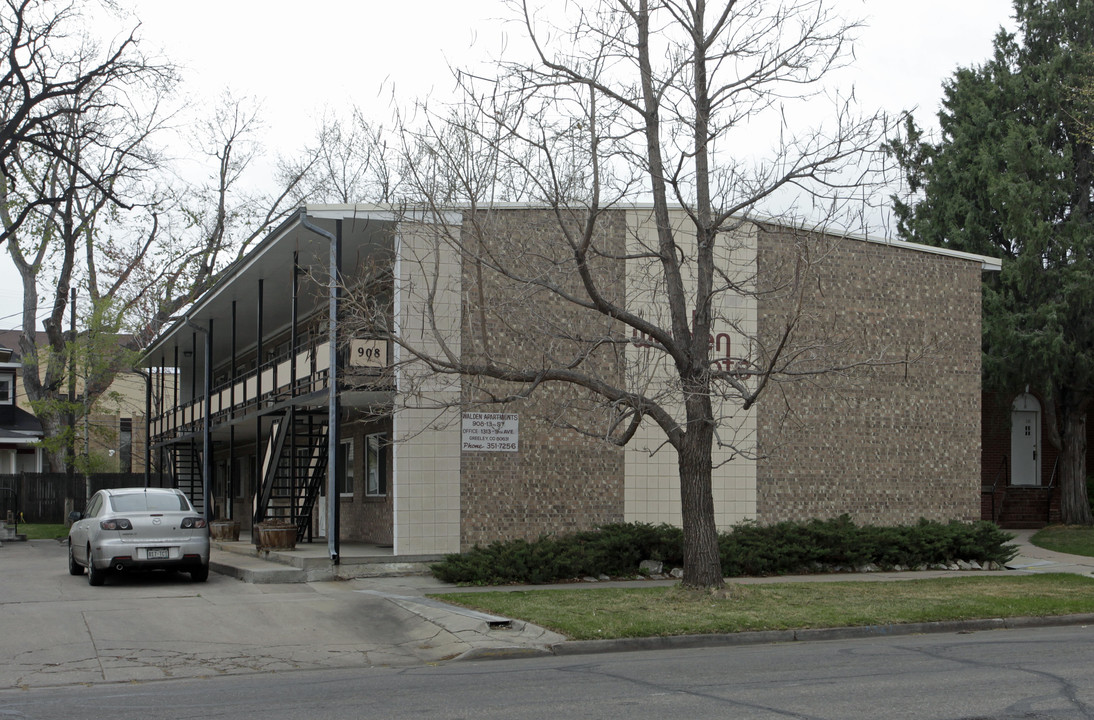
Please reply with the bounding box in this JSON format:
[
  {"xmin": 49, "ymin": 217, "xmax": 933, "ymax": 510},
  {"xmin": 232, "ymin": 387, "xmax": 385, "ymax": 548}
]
[{"xmin": 68, "ymin": 511, "xmax": 83, "ymax": 523}]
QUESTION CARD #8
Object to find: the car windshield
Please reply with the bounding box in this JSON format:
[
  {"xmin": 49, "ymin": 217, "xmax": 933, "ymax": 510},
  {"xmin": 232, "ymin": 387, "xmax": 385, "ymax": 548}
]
[{"xmin": 109, "ymin": 493, "xmax": 190, "ymax": 513}]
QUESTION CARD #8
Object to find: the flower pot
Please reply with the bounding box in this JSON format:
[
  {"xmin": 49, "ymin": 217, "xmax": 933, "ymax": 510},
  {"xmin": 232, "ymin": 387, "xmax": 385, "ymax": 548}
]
[
  {"xmin": 254, "ymin": 522, "xmax": 297, "ymax": 550},
  {"xmin": 209, "ymin": 520, "xmax": 241, "ymax": 541}
]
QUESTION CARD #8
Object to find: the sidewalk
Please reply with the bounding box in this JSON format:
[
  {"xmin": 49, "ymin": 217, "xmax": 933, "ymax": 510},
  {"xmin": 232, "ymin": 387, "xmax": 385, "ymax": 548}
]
[{"xmin": 1002, "ymin": 529, "xmax": 1094, "ymax": 575}]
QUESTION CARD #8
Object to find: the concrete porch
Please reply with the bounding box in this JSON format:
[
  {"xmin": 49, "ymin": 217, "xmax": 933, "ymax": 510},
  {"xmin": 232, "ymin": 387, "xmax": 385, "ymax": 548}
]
[{"xmin": 210, "ymin": 533, "xmax": 443, "ymax": 584}]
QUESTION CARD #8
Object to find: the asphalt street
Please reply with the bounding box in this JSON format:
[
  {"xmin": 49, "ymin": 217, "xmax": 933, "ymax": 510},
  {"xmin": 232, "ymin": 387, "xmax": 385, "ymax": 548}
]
[{"xmin": 3, "ymin": 625, "xmax": 1094, "ymax": 719}]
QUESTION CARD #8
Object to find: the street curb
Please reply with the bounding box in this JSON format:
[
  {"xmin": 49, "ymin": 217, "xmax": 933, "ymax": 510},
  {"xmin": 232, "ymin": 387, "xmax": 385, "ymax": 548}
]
[{"xmin": 456, "ymin": 613, "xmax": 1094, "ymax": 661}]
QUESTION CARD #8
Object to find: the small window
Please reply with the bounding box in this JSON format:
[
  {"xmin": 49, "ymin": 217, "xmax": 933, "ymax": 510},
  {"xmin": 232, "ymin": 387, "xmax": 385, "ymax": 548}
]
[
  {"xmin": 0, "ymin": 375, "xmax": 12, "ymax": 405},
  {"xmin": 338, "ymin": 439, "xmax": 354, "ymax": 496},
  {"xmin": 366, "ymin": 433, "xmax": 386, "ymax": 496}
]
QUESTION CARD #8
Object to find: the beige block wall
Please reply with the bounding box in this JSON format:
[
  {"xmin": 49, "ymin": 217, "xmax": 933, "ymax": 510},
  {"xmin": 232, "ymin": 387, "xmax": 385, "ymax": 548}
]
[
  {"xmin": 755, "ymin": 226, "xmax": 982, "ymax": 524},
  {"xmin": 623, "ymin": 209, "xmax": 758, "ymax": 531},
  {"xmin": 392, "ymin": 219, "xmax": 463, "ymax": 555}
]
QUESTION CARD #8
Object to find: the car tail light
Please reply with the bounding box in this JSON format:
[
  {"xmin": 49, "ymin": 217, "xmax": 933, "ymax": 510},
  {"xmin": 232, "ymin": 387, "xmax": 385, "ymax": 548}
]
[
  {"xmin": 181, "ymin": 517, "xmax": 207, "ymax": 529},
  {"xmin": 100, "ymin": 518, "xmax": 132, "ymax": 530}
]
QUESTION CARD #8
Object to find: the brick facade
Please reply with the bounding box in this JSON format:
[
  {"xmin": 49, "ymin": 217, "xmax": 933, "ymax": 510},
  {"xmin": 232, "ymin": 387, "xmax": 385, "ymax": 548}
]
[
  {"xmin": 755, "ymin": 225, "xmax": 983, "ymax": 525},
  {"xmin": 457, "ymin": 209, "xmax": 627, "ymax": 549}
]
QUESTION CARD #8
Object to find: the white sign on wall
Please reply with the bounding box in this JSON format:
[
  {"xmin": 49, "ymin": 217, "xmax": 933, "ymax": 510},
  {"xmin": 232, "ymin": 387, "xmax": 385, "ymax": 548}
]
[{"xmin": 462, "ymin": 412, "xmax": 519, "ymax": 452}]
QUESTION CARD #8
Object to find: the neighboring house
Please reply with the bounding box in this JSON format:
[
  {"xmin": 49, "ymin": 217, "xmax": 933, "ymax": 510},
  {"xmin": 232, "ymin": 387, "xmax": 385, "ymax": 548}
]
[
  {"xmin": 0, "ymin": 343, "xmax": 44, "ymax": 473},
  {"xmin": 140, "ymin": 204, "xmax": 1000, "ymax": 561},
  {"xmin": 0, "ymin": 329, "xmax": 161, "ymax": 475}
]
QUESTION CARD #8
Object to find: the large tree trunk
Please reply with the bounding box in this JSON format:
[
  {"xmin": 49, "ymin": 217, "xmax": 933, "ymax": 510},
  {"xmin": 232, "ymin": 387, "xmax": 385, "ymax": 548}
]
[
  {"xmin": 678, "ymin": 404, "xmax": 724, "ymax": 589},
  {"xmin": 1058, "ymin": 409, "xmax": 1093, "ymax": 525}
]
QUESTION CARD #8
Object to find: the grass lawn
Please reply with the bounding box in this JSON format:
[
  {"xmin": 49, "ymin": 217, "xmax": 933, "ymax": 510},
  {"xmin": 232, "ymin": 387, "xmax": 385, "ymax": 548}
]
[
  {"xmin": 434, "ymin": 574, "xmax": 1094, "ymax": 640},
  {"xmin": 14, "ymin": 523, "xmax": 68, "ymax": 540},
  {"xmin": 1031, "ymin": 525, "xmax": 1094, "ymax": 557}
]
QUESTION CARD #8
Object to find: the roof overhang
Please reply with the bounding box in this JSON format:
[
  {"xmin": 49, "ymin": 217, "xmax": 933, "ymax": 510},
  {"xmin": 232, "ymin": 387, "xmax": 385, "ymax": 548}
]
[{"xmin": 141, "ymin": 205, "xmax": 404, "ymax": 368}]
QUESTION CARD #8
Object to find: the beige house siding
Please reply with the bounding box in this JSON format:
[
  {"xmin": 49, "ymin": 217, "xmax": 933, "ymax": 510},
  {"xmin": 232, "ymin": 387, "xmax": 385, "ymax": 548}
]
[{"xmin": 754, "ymin": 225, "xmax": 983, "ymax": 524}]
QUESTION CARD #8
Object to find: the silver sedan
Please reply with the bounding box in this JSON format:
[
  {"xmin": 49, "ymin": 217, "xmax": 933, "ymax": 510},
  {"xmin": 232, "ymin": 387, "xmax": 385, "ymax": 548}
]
[{"xmin": 68, "ymin": 487, "xmax": 210, "ymax": 585}]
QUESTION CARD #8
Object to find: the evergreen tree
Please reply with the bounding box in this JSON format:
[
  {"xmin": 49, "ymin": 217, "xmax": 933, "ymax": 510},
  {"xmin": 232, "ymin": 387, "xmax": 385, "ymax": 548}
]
[{"xmin": 889, "ymin": 0, "xmax": 1094, "ymax": 524}]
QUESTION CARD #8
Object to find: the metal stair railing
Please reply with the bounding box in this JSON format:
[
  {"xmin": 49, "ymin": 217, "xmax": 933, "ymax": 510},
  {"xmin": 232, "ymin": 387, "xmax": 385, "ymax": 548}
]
[{"xmin": 293, "ymin": 423, "xmax": 329, "ymax": 541}]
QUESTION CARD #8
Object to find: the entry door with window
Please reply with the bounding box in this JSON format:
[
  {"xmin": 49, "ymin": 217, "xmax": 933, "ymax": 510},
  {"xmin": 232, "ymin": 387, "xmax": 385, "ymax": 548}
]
[{"xmin": 1011, "ymin": 408, "xmax": 1040, "ymax": 486}]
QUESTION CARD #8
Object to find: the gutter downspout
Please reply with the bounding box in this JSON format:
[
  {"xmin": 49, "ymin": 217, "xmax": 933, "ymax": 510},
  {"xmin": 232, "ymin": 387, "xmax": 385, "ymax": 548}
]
[{"xmin": 298, "ymin": 208, "xmax": 341, "ymax": 564}]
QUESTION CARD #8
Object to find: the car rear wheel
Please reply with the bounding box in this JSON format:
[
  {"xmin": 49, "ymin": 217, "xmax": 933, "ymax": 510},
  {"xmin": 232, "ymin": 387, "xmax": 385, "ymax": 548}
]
[
  {"xmin": 87, "ymin": 547, "xmax": 106, "ymax": 586},
  {"xmin": 190, "ymin": 565, "xmax": 209, "ymax": 582},
  {"xmin": 68, "ymin": 540, "xmax": 84, "ymax": 576}
]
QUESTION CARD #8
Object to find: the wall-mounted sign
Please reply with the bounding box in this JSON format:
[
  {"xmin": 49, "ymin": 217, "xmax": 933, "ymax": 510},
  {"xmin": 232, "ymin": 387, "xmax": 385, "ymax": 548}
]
[
  {"xmin": 462, "ymin": 412, "xmax": 519, "ymax": 452},
  {"xmin": 349, "ymin": 339, "xmax": 387, "ymax": 368}
]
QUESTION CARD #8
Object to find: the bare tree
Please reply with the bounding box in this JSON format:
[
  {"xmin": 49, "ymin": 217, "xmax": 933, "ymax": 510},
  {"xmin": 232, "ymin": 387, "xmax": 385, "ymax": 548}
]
[
  {"xmin": 3, "ymin": 85, "xmax": 317, "ymax": 470},
  {"xmin": 0, "ymin": 0, "xmax": 168, "ymax": 245},
  {"xmin": 123, "ymin": 93, "xmax": 319, "ymax": 346},
  {"xmin": 0, "ymin": 2, "xmax": 173, "ymax": 471},
  {"xmin": 286, "ymin": 108, "xmax": 398, "ymax": 204},
  {"xmin": 350, "ymin": 0, "xmax": 896, "ymax": 589}
]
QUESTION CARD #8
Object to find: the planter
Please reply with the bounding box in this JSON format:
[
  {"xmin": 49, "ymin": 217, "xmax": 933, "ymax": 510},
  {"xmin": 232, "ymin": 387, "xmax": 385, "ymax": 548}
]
[
  {"xmin": 209, "ymin": 520, "xmax": 241, "ymax": 542},
  {"xmin": 254, "ymin": 521, "xmax": 297, "ymax": 550}
]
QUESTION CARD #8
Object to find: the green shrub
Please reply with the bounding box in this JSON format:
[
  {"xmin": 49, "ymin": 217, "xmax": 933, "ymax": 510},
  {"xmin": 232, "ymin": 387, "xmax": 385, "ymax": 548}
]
[{"xmin": 430, "ymin": 517, "xmax": 1018, "ymax": 585}]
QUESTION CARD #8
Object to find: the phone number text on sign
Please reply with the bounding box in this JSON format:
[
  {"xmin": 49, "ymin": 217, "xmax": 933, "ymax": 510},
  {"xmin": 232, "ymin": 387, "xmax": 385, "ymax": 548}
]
[{"xmin": 461, "ymin": 412, "xmax": 519, "ymax": 452}]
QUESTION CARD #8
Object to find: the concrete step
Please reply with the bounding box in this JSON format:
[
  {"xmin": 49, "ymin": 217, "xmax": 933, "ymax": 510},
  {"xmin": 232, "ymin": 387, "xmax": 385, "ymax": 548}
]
[{"xmin": 209, "ymin": 538, "xmax": 441, "ymax": 583}]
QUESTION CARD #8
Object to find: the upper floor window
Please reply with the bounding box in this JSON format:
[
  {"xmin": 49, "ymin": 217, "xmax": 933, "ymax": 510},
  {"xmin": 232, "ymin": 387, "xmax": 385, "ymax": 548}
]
[{"xmin": 0, "ymin": 374, "xmax": 13, "ymax": 405}]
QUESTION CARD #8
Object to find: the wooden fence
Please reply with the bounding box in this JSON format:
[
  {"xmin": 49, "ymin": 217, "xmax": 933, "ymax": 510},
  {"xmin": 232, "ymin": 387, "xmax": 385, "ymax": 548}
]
[{"xmin": 0, "ymin": 473, "xmax": 167, "ymax": 523}]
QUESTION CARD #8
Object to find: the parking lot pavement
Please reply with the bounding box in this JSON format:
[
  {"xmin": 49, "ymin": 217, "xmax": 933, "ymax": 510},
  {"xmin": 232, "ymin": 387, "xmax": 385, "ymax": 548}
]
[{"xmin": 0, "ymin": 539, "xmax": 558, "ymax": 690}]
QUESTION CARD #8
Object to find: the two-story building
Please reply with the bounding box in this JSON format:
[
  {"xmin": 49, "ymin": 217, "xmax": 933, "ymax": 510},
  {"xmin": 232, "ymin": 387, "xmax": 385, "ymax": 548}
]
[{"xmin": 141, "ymin": 204, "xmax": 1000, "ymax": 562}]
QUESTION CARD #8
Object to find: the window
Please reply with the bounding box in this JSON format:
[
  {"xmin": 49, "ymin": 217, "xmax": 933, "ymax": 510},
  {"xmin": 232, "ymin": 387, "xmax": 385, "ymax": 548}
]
[
  {"xmin": 0, "ymin": 374, "xmax": 12, "ymax": 405},
  {"xmin": 338, "ymin": 439, "xmax": 354, "ymax": 496},
  {"xmin": 110, "ymin": 492, "xmax": 189, "ymax": 512},
  {"xmin": 365, "ymin": 433, "xmax": 386, "ymax": 496}
]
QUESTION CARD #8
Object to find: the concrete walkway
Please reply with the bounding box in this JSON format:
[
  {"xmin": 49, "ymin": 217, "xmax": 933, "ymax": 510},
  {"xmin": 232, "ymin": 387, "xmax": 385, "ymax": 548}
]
[{"xmin": 1002, "ymin": 529, "xmax": 1094, "ymax": 575}]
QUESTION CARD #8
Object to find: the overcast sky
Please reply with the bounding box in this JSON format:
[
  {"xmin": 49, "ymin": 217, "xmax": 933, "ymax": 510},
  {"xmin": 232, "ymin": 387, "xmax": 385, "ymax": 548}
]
[
  {"xmin": 123, "ymin": 0, "xmax": 1016, "ymax": 149},
  {"xmin": 0, "ymin": 0, "xmax": 1018, "ymax": 328}
]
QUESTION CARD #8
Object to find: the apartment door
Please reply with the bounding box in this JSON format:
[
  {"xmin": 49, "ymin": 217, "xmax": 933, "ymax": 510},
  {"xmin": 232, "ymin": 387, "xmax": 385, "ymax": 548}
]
[{"xmin": 1011, "ymin": 396, "xmax": 1040, "ymax": 486}]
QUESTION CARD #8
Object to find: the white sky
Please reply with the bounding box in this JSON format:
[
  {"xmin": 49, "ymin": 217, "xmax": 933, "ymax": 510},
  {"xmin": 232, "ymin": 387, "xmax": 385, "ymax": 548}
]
[{"xmin": 0, "ymin": 0, "xmax": 1018, "ymax": 328}]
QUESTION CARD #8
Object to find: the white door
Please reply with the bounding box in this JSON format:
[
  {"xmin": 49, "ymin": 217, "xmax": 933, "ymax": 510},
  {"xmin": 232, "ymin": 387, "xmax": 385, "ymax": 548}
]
[{"xmin": 1011, "ymin": 409, "xmax": 1040, "ymax": 485}]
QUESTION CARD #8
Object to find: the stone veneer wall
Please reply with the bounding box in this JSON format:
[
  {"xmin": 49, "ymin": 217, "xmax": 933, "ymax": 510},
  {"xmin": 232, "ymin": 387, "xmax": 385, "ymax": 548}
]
[
  {"xmin": 458, "ymin": 209, "xmax": 626, "ymax": 549},
  {"xmin": 755, "ymin": 225, "xmax": 983, "ymax": 524}
]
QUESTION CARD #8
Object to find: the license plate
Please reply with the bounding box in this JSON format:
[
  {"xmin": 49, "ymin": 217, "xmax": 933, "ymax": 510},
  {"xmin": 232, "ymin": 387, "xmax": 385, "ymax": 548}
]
[{"xmin": 146, "ymin": 548, "xmax": 169, "ymax": 559}]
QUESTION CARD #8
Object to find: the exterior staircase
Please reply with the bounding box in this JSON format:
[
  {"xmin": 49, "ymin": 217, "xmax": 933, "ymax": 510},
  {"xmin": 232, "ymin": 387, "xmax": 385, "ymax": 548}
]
[
  {"xmin": 254, "ymin": 409, "xmax": 329, "ymax": 541},
  {"xmin": 991, "ymin": 485, "xmax": 1060, "ymax": 529},
  {"xmin": 170, "ymin": 443, "xmax": 205, "ymax": 515}
]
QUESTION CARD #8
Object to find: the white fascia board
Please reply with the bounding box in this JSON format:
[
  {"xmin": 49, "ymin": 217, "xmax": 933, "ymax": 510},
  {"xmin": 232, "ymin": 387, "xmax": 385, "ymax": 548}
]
[
  {"xmin": 830, "ymin": 230, "xmax": 1003, "ymax": 272},
  {"xmin": 445, "ymin": 202, "xmax": 1003, "ymax": 272}
]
